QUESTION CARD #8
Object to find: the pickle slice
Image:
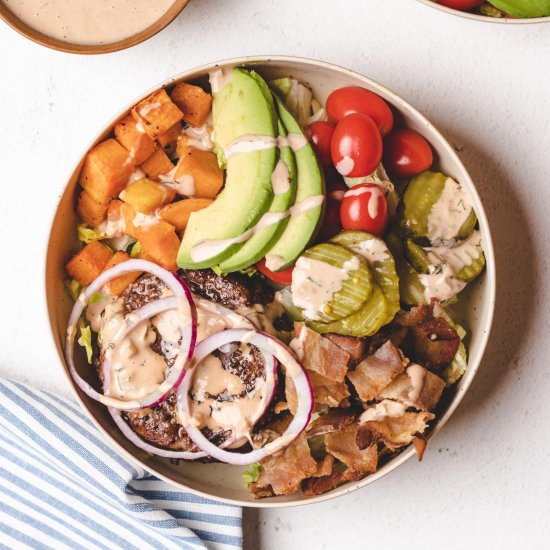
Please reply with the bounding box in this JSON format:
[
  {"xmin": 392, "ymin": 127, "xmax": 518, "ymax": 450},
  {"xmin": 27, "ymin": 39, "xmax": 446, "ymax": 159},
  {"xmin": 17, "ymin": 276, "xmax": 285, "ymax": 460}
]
[
  {"xmin": 297, "ymin": 242, "xmax": 373, "ymax": 322},
  {"xmin": 399, "ymin": 171, "xmax": 477, "ymax": 243},
  {"xmin": 404, "ymin": 238, "xmax": 430, "ymax": 273},
  {"xmin": 331, "ymin": 231, "xmax": 400, "ymax": 325},
  {"xmin": 308, "ymin": 284, "xmax": 388, "ymax": 337}
]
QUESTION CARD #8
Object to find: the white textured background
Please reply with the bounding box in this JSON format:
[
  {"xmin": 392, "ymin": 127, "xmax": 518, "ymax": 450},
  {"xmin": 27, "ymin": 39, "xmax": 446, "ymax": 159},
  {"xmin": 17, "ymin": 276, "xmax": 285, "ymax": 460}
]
[{"xmin": 1, "ymin": 0, "xmax": 549, "ymax": 548}]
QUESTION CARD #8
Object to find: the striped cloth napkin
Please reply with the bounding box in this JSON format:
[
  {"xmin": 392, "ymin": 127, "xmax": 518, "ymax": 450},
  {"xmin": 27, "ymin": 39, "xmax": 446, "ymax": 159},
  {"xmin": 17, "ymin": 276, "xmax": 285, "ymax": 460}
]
[{"xmin": 0, "ymin": 378, "xmax": 242, "ymax": 550}]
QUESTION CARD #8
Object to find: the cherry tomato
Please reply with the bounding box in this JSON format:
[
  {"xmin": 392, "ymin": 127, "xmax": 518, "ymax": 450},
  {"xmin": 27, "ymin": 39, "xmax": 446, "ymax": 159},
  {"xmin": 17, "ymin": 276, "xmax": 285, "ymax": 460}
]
[
  {"xmin": 331, "ymin": 113, "xmax": 383, "ymax": 178},
  {"xmin": 316, "ymin": 196, "xmax": 343, "ymax": 242},
  {"xmin": 326, "ymin": 86, "xmax": 394, "ymax": 137},
  {"xmin": 257, "ymin": 258, "xmax": 294, "ymax": 285},
  {"xmin": 340, "ymin": 184, "xmax": 388, "ymax": 236},
  {"xmin": 308, "ymin": 121, "xmax": 334, "ymax": 168},
  {"xmin": 436, "ymin": 0, "xmax": 483, "ymax": 10},
  {"xmin": 383, "ymin": 129, "xmax": 433, "ymax": 179}
]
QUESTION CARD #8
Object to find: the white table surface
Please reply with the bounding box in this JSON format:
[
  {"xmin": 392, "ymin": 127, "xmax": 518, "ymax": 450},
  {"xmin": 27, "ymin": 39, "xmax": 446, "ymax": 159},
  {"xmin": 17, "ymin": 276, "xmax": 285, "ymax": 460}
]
[{"xmin": 1, "ymin": 0, "xmax": 549, "ymax": 548}]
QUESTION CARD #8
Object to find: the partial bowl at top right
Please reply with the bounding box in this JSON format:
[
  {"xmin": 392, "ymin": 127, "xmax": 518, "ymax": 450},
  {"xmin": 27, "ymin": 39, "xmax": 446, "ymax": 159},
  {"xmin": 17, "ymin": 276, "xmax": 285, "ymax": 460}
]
[{"xmin": 419, "ymin": 0, "xmax": 550, "ymax": 22}]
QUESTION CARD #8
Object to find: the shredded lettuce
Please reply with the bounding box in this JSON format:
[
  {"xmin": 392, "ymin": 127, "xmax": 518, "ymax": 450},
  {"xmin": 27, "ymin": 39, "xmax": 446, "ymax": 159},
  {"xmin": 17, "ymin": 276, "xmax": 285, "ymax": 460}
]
[
  {"xmin": 270, "ymin": 77, "xmax": 313, "ymax": 128},
  {"xmin": 77, "ymin": 324, "xmax": 93, "ymax": 364},
  {"xmin": 89, "ymin": 293, "xmax": 103, "ymax": 305},
  {"xmin": 242, "ymin": 463, "xmax": 262, "ymax": 486},
  {"xmin": 64, "ymin": 278, "xmax": 83, "ymax": 301},
  {"xmin": 130, "ymin": 241, "xmax": 142, "ymax": 258},
  {"xmin": 211, "ymin": 265, "xmax": 224, "ymax": 276},
  {"xmin": 77, "ymin": 223, "xmax": 107, "ymax": 244}
]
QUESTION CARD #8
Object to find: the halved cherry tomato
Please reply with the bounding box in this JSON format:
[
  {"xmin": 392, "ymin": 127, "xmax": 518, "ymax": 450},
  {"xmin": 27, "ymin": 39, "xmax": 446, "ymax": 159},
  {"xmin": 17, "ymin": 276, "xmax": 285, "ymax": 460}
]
[
  {"xmin": 340, "ymin": 184, "xmax": 388, "ymax": 236},
  {"xmin": 257, "ymin": 258, "xmax": 294, "ymax": 285},
  {"xmin": 316, "ymin": 196, "xmax": 343, "ymax": 243},
  {"xmin": 331, "ymin": 113, "xmax": 383, "ymax": 178},
  {"xmin": 308, "ymin": 121, "xmax": 334, "ymax": 168},
  {"xmin": 326, "ymin": 86, "xmax": 394, "ymax": 137},
  {"xmin": 383, "ymin": 129, "xmax": 433, "ymax": 178},
  {"xmin": 436, "ymin": 0, "xmax": 483, "ymax": 10}
]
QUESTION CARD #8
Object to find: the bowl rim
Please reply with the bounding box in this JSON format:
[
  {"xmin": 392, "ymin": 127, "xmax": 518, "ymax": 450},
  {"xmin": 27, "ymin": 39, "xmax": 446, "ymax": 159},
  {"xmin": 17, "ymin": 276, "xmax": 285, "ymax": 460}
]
[
  {"xmin": 417, "ymin": 0, "xmax": 550, "ymax": 23},
  {"xmin": 0, "ymin": 0, "xmax": 190, "ymax": 54},
  {"xmin": 44, "ymin": 54, "xmax": 496, "ymax": 508}
]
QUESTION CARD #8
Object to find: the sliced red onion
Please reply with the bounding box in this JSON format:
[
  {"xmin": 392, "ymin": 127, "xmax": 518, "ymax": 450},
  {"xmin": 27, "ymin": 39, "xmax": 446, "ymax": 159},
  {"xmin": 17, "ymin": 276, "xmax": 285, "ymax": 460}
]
[
  {"xmin": 65, "ymin": 260, "xmax": 197, "ymax": 410},
  {"xmin": 177, "ymin": 329, "xmax": 312, "ymax": 465}
]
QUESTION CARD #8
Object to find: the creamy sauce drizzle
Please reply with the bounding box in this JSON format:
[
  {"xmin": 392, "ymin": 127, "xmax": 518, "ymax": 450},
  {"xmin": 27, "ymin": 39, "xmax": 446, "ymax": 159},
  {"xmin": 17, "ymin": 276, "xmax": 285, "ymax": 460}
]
[
  {"xmin": 223, "ymin": 135, "xmax": 277, "ymax": 159},
  {"xmin": 419, "ymin": 264, "xmax": 466, "ymax": 302},
  {"xmin": 406, "ymin": 363, "xmax": 426, "ymax": 403},
  {"xmin": 359, "ymin": 399, "xmax": 407, "ymax": 423},
  {"xmin": 209, "ymin": 68, "xmax": 233, "ymax": 94},
  {"xmin": 180, "ymin": 123, "xmax": 214, "ymax": 151},
  {"xmin": 291, "ymin": 255, "xmax": 359, "ymax": 321},
  {"xmin": 350, "ymin": 239, "xmax": 389, "ymax": 264},
  {"xmin": 277, "ymin": 133, "xmax": 308, "ymax": 153},
  {"xmin": 427, "ymin": 177, "xmax": 473, "ymax": 243},
  {"xmin": 271, "ymin": 159, "xmax": 291, "ymax": 195},
  {"xmin": 190, "ymin": 195, "xmax": 324, "ymax": 263},
  {"xmin": 344, "ymin": 185, "xmax": 384, "ymax": 218},
  {"xmin": 2, "ymin": 0, "xmax": 176, "ymax": 45},
  {"xmin": 336, "ymin": 156, "xmax": 355, "ymax": 176},
  {"xmin": 159, "ymin": 167, "xmax": 195, "ymax": 196}
]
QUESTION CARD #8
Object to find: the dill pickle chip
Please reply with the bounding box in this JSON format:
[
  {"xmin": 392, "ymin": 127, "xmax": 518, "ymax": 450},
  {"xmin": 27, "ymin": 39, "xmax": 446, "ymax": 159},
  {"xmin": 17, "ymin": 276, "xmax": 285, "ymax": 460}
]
[
  {"xmin": 456, "ymin": 250, "xmax": 486, "ymax": 282},
  {"xmin": 399, "ymin": 171, "xmax": 477, "ymax": 243},
  {"xmin": 299, "ymin": 242, "xmax": 373, "ymax": 322},
  {"xmin": 404, "ymin": 238, "xmax": 430, "ymax": 274},
  {"xmin": 331, "ymin": 231, "xmax": 400, "ymax": 324},
  {"xmin": 308, "ymin": 284, "xmax": 388, "ymax": 337}
]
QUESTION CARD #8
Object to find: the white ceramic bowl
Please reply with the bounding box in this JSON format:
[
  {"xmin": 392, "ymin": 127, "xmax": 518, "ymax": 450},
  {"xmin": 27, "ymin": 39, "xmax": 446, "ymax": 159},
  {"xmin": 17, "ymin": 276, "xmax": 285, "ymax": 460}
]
[
  {"xmin": 45, "ymin": 56, "xmax": 496, "ymax": 507},
  {"xmin": 418, "ymin": 0, "xmax": 550, "ymax": 23}
]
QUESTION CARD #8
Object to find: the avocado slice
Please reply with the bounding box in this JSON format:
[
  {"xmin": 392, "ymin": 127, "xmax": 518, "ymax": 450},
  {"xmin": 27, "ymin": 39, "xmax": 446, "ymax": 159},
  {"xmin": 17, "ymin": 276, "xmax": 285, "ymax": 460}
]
[
  {"xmin": 263, "ymin": 94, "xmax": 324, "ymax": 271},
  {"xmin": 217, "ymin": 117, "xmax": 298, "ymax": 273},
  {"xmin": 177, "ymin": 68, "xmax": 278, "ymax": 269},
  {"xmin": 488, "ymin": 0, "xmax": 550, "ymax": 17}
]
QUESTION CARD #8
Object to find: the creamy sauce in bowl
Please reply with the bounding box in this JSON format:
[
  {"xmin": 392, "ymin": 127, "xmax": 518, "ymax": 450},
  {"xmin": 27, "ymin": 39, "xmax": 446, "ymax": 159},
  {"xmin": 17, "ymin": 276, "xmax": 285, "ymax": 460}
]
[{"xmin": 2, "ymin": 0, "xmax": 176, "ymax": 45}]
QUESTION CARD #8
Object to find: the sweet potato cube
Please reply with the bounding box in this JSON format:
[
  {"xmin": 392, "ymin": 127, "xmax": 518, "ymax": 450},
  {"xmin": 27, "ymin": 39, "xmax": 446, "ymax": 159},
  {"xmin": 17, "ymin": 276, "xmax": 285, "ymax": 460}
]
[
  {"xmin": 140, "ymin": 147, "xmax": 174, "ymax": 180},
  {"xmin": 80, "ymin": 139, "xmax": 135, "ymax": 204},
  {"xmin": 159, "ymin": 198, "xmax": 213, "ymax": 232},
  {"xmin": 117, "ymin": 201, "xmax": 138, "ymax": 238},
  {"xmin": 157, "ymin": 122, "xmax": 181, "ymax": 157},
  {"xmin": 66, "ymin": 241, "xmax": 113, "ymax": 286},
  {"xmin": 135, "ymin": 220, "xmax": 180, "ymax": 271},
  {"xmin": 103, "ymin": 252, "xmax": 141, "ymax": 296},
  {"xmin": 77, "ymin": 191, "xmax": 108, "ymax": 227},
  {"xmin": 170, "ymin": 82, "xmax": 212, "ymax": 127},
  {"xmin": 132, "ymin": 89, "xmax": 183, "ymax": 139},
  {"xmin": 175, "ymin": 146, "xmax": 223, "ymax": 199},
  {"xmin": 121, "ymin": 178, "xmax": 176, "ymax": 214},
  {"xmin": 114, "ymin": 115, "xmax": 156, "ymax": 165}
]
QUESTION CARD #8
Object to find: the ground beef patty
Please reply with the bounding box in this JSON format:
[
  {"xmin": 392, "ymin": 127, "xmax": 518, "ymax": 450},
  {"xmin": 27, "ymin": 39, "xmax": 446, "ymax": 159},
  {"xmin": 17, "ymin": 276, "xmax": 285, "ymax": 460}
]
[
  {"xmin": 178, "ymin": 268, "xmax": 274, "ymax": 309},
  {"xmin": 122, "ymin": 273, "xmax": 165, "ymax": 314}
]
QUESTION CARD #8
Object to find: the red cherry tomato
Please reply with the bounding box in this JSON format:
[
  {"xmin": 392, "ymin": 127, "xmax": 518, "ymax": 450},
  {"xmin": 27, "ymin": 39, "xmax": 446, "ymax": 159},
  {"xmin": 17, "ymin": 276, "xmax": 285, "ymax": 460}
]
[
  {"xmin": 340, "ymin": 184, "xmax": 388, "ymax": 236},
  {"xmin": 308, "ymin": 121, "xmax": 334, "ymax": 168},
  {"xmin": 326, "ymin": 86, "xmax": 394, "ymax": 137},
  {"xmin": 383, "ymin": 129, "xmax": 433, "ymax": 178},
  {"xmin": 316, "ymin": 196, "xmax": 343, "ymax": 242},
  {"xmin": 331, "ymin": 113, "xmax": 383, "ymax": 178},
  {"xmin": 436, "ymin": 0, "xmax": 483, "ymax": 10},
  {"xmin": 257, "ymin": 258, "xmax": 294, "ymax": 285}
]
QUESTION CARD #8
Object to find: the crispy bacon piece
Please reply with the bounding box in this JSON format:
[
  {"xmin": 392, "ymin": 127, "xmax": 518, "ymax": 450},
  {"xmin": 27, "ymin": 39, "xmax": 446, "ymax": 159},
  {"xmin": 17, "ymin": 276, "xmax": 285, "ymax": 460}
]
[
  {"xmin": 324, "ymin": 333, "xmax": 367, "ymax": 362},
  {"xmin": 359, "ymin": 407, "xmax": 434, "ymax": 450},
  {"xmin": 312, "ymin": 454, "xmax": 335, "ymax": 478},
  {"xmin": 347, "ymin": 341, "xmax": 406, "ymax": 402},
  {"xmin": 250, "ymin": 433, "xmax": 318, "ymax": 497},
  {"xmin": 394, "ymin": 304, "xmax": 460, "ymax": 372},
  {"xmin": 306, "ymin": 409, "xmax": 357, "ymax": 437},
  {"xmin": 379, "ymin": 367, "xmax": 445, "ymax": 412},
  {"xmin": 308, "ymin": 370, "xmax": 350, "ymax": 410},
  {"xmin": 293, "ymin": 323, "xmax": 351, "ymax": 382},
  {"xmin": 302, "ymin": 468, "xmax": 360, "ymax": 496},
  {"xmin": 413, "ymin": 437, "xmax": 428, "ymax": 461},
  {"xmin": 325, "ymin": 424, "xmax": 378, "ymax": 475}
]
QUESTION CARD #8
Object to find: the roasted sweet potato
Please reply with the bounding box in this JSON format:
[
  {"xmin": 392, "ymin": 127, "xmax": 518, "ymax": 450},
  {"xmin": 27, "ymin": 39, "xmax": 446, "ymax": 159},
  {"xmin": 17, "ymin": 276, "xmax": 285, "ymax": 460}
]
[
  {"xmin": 135, "ymin": 219, "xmax": 180, "ymax": 271},
  {"xmin": 132, "ymin": 89, "xmax": 183, "ymax": 139},
  {"xmin": 140, "ymin": 147, "xmax": 174, "ymax": 180},
  {"xmin": 121, "ymin": 178, "xmax": 175, "ymax": 214},
  {"xmin": 114, "ymin": 115, "xmax": 156, "ymax": 165},
  {"xmin": 80, "ymin": 139, "xmax": 135, "ymax": 204},
  {"xmin": 103, "ymin": 252, "xmax": 141, "ymax": 296},
  {"xmin": 66, "ymin": 241, "xmax": 113, "ymax": 286},
  {"xmin": 159, "ymin": 198, "xmax": 213, "ymax": 232},
  {"xmin": 76, "ymin": 191, "xmax": 108, "ymax": 227},
  {"xmin": 157, "ymin": 122, "xmax": 181, "ymax": 157},
  {"xmin": 170, "ymin": 82, "xmax": 212, "ymax": 127},
  {"xmin": 175, "ymin": 146, "xmax": 223, "ymax": 199}
]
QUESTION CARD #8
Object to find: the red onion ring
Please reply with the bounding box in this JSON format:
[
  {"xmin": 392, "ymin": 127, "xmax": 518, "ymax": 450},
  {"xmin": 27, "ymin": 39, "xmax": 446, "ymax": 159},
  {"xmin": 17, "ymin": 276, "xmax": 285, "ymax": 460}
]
[
  {"xmin": 65, "ymin": 259, "xmax": 197, "ymax": 410},
  {"xmin": 177, "ymin": 329, "xmax": 313, "ymax": 465}
]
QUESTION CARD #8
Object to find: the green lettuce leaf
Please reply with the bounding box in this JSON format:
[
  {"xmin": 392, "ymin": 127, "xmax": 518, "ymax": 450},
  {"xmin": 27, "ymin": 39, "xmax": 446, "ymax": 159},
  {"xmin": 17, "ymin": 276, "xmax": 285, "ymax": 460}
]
[
  {"xmin": 77, "ymin": 224, "xmax": 107, "ymax": 244},
  {"xmin": 64, "ymin": 278, "xmax": 83, "ymax": 301},
  {"xmin": 77, "ymin": 324, "xmax": 93, "ymax": 364},
  {"xmin": 242, "ymin": 463, "xmax": 262, "ymax": 486}
]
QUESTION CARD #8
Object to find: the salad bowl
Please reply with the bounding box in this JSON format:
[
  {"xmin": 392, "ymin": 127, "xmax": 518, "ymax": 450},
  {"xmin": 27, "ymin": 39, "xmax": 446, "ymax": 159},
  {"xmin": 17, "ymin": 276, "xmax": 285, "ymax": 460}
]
[
  {"xmin": 417, "ymin": 0, "xmax": 550, "ymax": 22},
  {"xmin": 45, "ymin": 56, "xmax": 496, "ymax": 506}
]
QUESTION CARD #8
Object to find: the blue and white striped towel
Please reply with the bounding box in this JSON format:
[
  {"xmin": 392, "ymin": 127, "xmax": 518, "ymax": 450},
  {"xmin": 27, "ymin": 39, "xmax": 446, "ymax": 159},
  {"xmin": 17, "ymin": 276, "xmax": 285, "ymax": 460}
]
[{"xmin": 0, "ymin": 378, "xmax": 242, "ymax": 550}]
